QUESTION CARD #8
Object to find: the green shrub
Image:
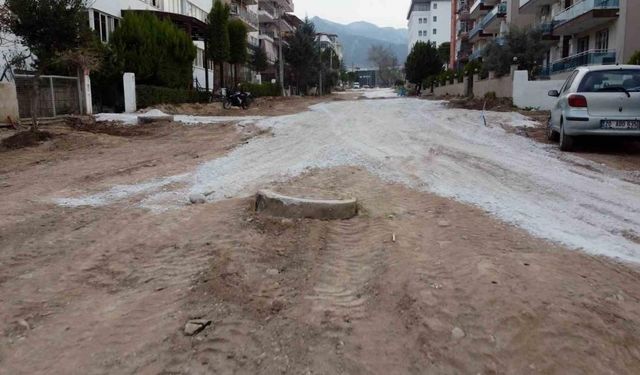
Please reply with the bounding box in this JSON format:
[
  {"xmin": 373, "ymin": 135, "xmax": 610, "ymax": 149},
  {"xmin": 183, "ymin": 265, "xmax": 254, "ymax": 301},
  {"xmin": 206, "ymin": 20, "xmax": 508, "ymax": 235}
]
[
  {"xmin": 239, "ymin": 82, "xmax": 280, "ymax": 97},
  {"xmin": 110, "ymin": 12, "xmax": 197, "ymax": 88},
  {"xmin": 136, "ymin": 85, "xmax": 210, "ymax": 108},
  {"xmin": 629, "ymin": 51, "xmax": 640, "ymax": 65}
]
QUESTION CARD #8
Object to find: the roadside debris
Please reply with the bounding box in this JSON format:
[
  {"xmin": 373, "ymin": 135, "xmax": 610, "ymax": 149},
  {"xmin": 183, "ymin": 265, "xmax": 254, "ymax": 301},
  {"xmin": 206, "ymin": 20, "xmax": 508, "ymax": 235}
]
[
  {"xmin": 188, "ymin": 190, "xmax": 215, "ymax": 205},
  {"xmin": 184, "ymin": 319, "xmax": 212, "ymax": 336},
  {"xmin": 451, "ymin": 326, "xmax": 465, "ymax": 340}
]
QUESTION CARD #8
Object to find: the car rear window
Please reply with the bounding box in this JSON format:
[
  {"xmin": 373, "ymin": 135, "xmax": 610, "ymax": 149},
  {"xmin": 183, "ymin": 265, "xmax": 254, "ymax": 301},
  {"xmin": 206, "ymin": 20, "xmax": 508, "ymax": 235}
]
[{"xmin": 578, "ymin": 70, "xmax": 640, "ymax": 93}]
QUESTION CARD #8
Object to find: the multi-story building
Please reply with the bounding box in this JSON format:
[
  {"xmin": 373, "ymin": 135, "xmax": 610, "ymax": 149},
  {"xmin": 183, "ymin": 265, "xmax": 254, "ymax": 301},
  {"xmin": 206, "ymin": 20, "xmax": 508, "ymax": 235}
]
[
  {"xmin": 407, "ymin": 0, "xmax": 452, "ymax": 53},
  {"xmin": 257, "ymin": 0, "xmax": 294, "ymax": 82},
  {"xmin": 87, "ymin": 0, "xmax": 262, "ymax": 90},
  {"xmin": 316, "ymin": 33, "xmax": 344, "ymax": 62},
  {"xmin": 519, "ymin": 0, "xmax": 640, "ymax": 77},
  {"xmin": 451, "ymin": 0, "xmax": 534, "ymax": 68},
  {"xmin": 258, "ymin": 0, "xmax": 294, "ymax": 64}
]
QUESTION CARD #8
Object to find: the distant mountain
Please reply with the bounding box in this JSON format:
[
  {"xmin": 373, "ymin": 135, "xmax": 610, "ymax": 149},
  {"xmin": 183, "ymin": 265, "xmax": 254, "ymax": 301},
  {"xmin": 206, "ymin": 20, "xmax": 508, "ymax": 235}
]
[{"xmin": 311, "ymin": 17, "xmax": 408, "ymax": 69}]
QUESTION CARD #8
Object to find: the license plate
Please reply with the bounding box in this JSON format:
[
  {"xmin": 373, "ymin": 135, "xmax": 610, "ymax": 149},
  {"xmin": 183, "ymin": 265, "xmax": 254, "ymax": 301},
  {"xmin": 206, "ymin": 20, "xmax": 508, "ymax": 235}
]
[{"xmin": 601, "ymin": 120, "xmax": 640, "ymax": 129}]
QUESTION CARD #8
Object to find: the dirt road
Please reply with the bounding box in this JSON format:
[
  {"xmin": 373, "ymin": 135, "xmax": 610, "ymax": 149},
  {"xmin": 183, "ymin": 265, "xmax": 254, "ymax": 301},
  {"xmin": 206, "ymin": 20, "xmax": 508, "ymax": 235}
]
[{"xmin": 1, "ymin": 91, "xmax": 640, "ymax": 374}]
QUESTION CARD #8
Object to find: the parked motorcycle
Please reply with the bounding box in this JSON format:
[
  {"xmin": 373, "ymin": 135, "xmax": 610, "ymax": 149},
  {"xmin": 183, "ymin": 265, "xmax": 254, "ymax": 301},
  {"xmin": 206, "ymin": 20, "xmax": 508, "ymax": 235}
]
[{"xmin": 223, "ymin": 89, "xmax": 252, "ymax": 110}]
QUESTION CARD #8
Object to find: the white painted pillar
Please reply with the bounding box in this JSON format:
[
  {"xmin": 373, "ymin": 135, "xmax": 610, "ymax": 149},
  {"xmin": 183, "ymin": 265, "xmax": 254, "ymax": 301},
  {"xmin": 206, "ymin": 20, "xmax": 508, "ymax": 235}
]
[
  {"xmin": 82, "ymin": 69, "xmax": 93, "ymax": 115},
  {"xmin": 123, "ymin": 72, "xmax": 136, "ymax": 113}
]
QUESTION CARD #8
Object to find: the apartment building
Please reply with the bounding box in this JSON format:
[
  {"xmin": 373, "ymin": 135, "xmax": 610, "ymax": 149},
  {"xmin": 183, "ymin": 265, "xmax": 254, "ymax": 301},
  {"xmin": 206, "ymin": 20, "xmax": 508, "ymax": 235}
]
[
  {"xmin": 257, "ymin": 0, "xmax": 294, "ymax": 83},
  {"xmin": 451, "ymin": 1, "xmax": 534, "ymax": 68},
  {"xmin": 86, "ymin": 0, "xmax": 263, "ymax": 90},
  {"xmin": 407, "ymin": 0, "xmax": 452, "ymax": 53},
  {"xmin": 316, "ymin": 33, "xmax": 344, "ymax": 62},
  {"xmin": 519, "ymin": 0, "xmax": 640, "ymax": 77}
]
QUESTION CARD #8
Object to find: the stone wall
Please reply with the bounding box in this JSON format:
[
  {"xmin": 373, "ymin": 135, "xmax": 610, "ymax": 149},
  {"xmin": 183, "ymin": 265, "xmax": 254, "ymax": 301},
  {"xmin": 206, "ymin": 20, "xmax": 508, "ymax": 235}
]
[{"xmin": 473, "ymin": 71, "xmax": 514, "ymax": 99}]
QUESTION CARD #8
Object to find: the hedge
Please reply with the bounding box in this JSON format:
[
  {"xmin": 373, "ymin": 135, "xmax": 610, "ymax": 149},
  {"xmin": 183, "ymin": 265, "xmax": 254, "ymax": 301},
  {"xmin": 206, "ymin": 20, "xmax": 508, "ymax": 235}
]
[
  {"xmin": 136, "ymin": 85, "xmax": 211, "ymax": 108},
  {"xmin": 239, "ymin": 82, "xmax": 280, "ymax": 97}
]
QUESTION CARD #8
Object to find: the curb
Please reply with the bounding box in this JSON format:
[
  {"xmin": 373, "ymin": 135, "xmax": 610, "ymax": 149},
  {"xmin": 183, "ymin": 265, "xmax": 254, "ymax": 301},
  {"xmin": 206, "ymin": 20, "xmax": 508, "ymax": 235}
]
[{"xmin": 255, "ymin": 189, "xmax": 358, "ymax": 220}]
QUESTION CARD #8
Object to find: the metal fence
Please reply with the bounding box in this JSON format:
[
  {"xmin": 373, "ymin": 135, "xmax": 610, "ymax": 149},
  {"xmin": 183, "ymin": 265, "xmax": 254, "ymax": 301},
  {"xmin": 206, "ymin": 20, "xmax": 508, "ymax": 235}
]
[{"xmin": 14, "ymin": 74, "xmax": 82, "ymax": 118}]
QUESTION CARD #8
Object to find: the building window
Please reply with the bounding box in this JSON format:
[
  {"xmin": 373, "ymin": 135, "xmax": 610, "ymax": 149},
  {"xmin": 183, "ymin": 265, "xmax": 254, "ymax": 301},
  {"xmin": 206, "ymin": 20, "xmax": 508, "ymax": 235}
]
[
  {"xmin": 596, "ymin": 29, "xmax": 609, "ymax": 50},
  {"xmin": 418, "ymin": 30, "xmax": 423, "ymax": 36},
  {"xmin": 433, "ymin": 16, "xmax": 437, "ymax": 22},
  {"xmin": 91, "ymin": 10, "xmax": 119, "ymax": 43},
  {"xmin": 419, "ymin": 18, "xmax": 423, "ymax": 24},
  {"xmin": 433, "ymin": 28, "xmax": 437, "ymax": 35},
  {"xmin": 433, "ymin": 3, "xmax": 438, "ymax": 9}
]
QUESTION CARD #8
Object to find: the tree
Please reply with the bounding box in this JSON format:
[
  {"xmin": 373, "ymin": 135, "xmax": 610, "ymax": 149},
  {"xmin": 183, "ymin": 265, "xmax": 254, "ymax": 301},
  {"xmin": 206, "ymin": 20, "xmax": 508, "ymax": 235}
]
[
  {"xmin": 319, "ymin": 47, "xmax": 340, "ymax": 93},
  {"xmin": 284, "ymin": 18, "xmax": 320, "ymax": 93},
  {"xmin": 405, "ymin": 41, "xmax": 443, "ymax": 93},
  {"xmin": 250, "ymin": 45, "xmax": 269, "ymax": 73},
  {"xmin": 109, "ymin": 12, "xmax": 196, "ymax": 88},
  {"xmin": 368, "ymin": 45, "xmax": 399, "ymax": 87},
  {"xmin": 207, "ymin": 0, "xmax": 230, "ymax": 89},
  {"xmin": 228, "ymin": 19, "xmax": 248, "ymax": 85},
  {"xmin": 4, "ymin": 0, "xmax": 92, "ymax": 131},
  {"xmin": 629, "ymin": 51, "xmax": 640, "ymax": 65},
  {"xmin": 438, "ymin": 42, "xmax": 451, "ymax": 64},
  {"xmin": 482, "ymin": 26, "xmax": 549, "ymax": 78}
]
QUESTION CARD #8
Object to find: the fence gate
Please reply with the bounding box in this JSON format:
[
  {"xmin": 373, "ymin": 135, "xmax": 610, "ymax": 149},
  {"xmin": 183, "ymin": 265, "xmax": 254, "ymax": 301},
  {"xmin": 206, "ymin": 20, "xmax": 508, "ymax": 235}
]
[{"xmin": 14, "ymin": 74, "xmax": 82, "ymax": 118}]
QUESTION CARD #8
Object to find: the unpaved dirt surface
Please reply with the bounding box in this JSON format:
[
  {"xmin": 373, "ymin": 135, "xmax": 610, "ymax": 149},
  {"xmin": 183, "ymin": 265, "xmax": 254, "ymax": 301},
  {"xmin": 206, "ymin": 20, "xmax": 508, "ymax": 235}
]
[
  {"xmin": 2, "ymin": 92, "xmax": 640, "ymax": 374},
  {"xmin": 151, "ymin": 93, "xmax": 361, "ymax": 117},
  {"xmin": 516, "ymin": 119, "xmax": 640, "ymax": 172},
  {"xmin": 429, "ymin": 96, "xmax": 640, "ymax": 172}
]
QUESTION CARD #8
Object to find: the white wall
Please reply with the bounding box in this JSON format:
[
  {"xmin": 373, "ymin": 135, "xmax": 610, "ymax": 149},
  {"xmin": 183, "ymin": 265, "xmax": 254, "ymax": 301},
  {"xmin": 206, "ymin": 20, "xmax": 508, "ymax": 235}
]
[
  {"xmin": 513, "ymin": 71, "xmax": 564, "ymax": 110},
  {"xmin": 407, "ymin": 1, "xmax": 451, "ymax": 52}
]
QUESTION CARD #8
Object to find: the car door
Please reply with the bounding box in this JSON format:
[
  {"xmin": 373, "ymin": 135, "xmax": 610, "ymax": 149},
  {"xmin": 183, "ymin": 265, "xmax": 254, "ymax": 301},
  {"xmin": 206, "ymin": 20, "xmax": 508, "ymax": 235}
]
[{"xmin": 552, "ymin": 71, "xmax": 578, "ymax": 129}]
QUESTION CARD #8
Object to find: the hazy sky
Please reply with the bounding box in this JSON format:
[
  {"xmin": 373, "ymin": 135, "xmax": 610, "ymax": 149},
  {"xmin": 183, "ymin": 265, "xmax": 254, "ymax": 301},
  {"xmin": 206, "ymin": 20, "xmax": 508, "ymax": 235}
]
[{"xmin": 293, "ymin": 0, "xmax": 412, "ymax": 29}]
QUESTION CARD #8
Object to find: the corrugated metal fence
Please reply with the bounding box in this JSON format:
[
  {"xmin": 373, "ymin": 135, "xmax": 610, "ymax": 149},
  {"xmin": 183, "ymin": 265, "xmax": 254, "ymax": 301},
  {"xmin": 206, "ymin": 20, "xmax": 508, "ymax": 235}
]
[{"xmin": 14, "ymin": 74, "xmax": 82, "ymax": 118}]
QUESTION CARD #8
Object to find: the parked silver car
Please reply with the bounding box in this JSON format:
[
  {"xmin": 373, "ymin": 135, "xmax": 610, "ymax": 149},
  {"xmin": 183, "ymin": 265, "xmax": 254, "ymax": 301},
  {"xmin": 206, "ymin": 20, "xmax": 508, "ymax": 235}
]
[{"xmin": 547, "ymin": 65, "xmax": 640, "ymax": 151}]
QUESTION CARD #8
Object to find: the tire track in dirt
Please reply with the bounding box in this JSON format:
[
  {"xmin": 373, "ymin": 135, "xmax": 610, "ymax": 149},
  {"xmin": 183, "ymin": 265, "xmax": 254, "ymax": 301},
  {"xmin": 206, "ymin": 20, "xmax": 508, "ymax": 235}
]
[{"xmin": 306, "ymin": 219, "xmax": 389, "ymax": 326}]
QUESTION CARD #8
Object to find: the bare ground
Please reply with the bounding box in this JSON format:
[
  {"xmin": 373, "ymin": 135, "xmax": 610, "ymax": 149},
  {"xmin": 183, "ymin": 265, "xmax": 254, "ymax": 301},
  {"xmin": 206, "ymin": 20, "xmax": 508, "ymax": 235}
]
[
  {"xmin": 149, "ymin": 93, "xmax": 361, "ymax": 117},
  {"xmin": 1, "ymin": 100, "xmax": 640, "ymax": 374},
  {"xmin": 427, "ymin": 96, "xmax": 640, "ymax": 171}
]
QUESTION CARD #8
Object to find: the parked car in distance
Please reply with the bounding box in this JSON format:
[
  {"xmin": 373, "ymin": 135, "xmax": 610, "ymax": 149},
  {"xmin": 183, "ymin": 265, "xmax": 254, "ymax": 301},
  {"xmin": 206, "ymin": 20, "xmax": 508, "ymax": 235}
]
[
  {"xmin": 547, "ymin": 65, "xmax": 640, "ymax": 151},
  {"xmin": 363, "ymin": 85, "xmax": 370, "ymax": 89},
  {"xmin": 353, "ymin": 82, "xmax": 360, "ymax": 89}
]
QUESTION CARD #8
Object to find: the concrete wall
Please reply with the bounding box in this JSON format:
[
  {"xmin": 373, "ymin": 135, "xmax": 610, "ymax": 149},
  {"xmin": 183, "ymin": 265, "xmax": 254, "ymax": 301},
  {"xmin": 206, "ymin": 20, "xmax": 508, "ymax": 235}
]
[
  {"xmin": 0, "ymin": 82, "xmax": 20, "ymax": 122},
  {"xmin": 622, "ymin": 0, "xmax": 640, "ymax": 63},
  {"xmin": 473, "ymin": 73, "xmax": 513, "ymax": 98},
  {"xmin": 512, "ymin": 71, "xmax": 564, "ymax": 110},
  {"xmin": 433, "ymin": 80, "xmax": 466, "ymax": 96}
]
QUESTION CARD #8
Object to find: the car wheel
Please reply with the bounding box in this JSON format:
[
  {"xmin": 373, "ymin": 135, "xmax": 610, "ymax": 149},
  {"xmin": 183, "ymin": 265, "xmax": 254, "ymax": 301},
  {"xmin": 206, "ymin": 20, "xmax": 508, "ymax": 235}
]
[
  {"xmin": 547, "ymin": 118, "xmax": 559, "ymax": 142},
  {"xmin": 223, "ymin": 101, "xmax": 231, "ymax": 109},
  {"xmin": 559, "ymin": 119, "xmax": 574, "ymax": 152}
]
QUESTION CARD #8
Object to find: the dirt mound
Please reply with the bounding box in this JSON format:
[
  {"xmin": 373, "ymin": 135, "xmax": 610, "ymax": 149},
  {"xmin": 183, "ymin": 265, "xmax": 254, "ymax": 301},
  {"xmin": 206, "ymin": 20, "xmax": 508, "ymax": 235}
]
[
  {"xmin": 443, "ymin": 96, "xmax": 515, "ymax": 112},
  {"xmin": 67, "ymin": 117, "xmax": 156, "ymax": 137},
  {"xmin": 1, "ymin": 130, "xmax": 53, "ymax": 150}
]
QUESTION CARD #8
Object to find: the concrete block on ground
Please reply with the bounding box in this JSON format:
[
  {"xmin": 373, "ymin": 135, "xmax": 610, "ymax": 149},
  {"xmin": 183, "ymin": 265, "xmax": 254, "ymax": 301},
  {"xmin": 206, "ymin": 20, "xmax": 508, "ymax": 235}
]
[
  {"xmin": 137, "ymin": 109, "xmax": 174, "ymax": 124},
  {"xmin": 255, "ymin": 189, "xmax": 358, "ymax": 220}
]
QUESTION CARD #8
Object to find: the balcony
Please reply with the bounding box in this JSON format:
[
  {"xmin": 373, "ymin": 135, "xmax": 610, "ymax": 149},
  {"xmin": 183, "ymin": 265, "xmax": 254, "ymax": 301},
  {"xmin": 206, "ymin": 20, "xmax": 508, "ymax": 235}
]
[
  {"xmin": 258, "ymin": 7, "xmax": 276, "ymax": 23},
  {"xmin": 537, "ymin": 21, "xmax": 560, "ymax": 40},
  {"xmin": 553, "ymin": 0, "xmax": 619, "ymax": 35},
  {"xmin": 272, "ymin": 0, "xmax": 294, "ymax": 12},
  {"xmin": 457, "ymin": 21, "xmax": 472, "ymax": 39},
  {"xmin": 470, "ymin": 0, "xmax": 498, "ymax": 20},
  {"xmin": 230, "ymin": 4, "xmax": 258, "ymax": 31},
  {"xmin": 519, "ymin": 0, "xmax": 558, "ymax": 14},
  {"xmin": 469, "ymin": 2, "xmax": 505, "ymax": 41},
  {"xmin": 259, "ymin": 30, "xmax": 276, "ymax": 43},
  {"xmin": 481, "ymin": 2, "xmax": 507, "ymax": 34},
  {"xmin": 548, "ymin": 49, "xmax": 617, "ymax": 74}
]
